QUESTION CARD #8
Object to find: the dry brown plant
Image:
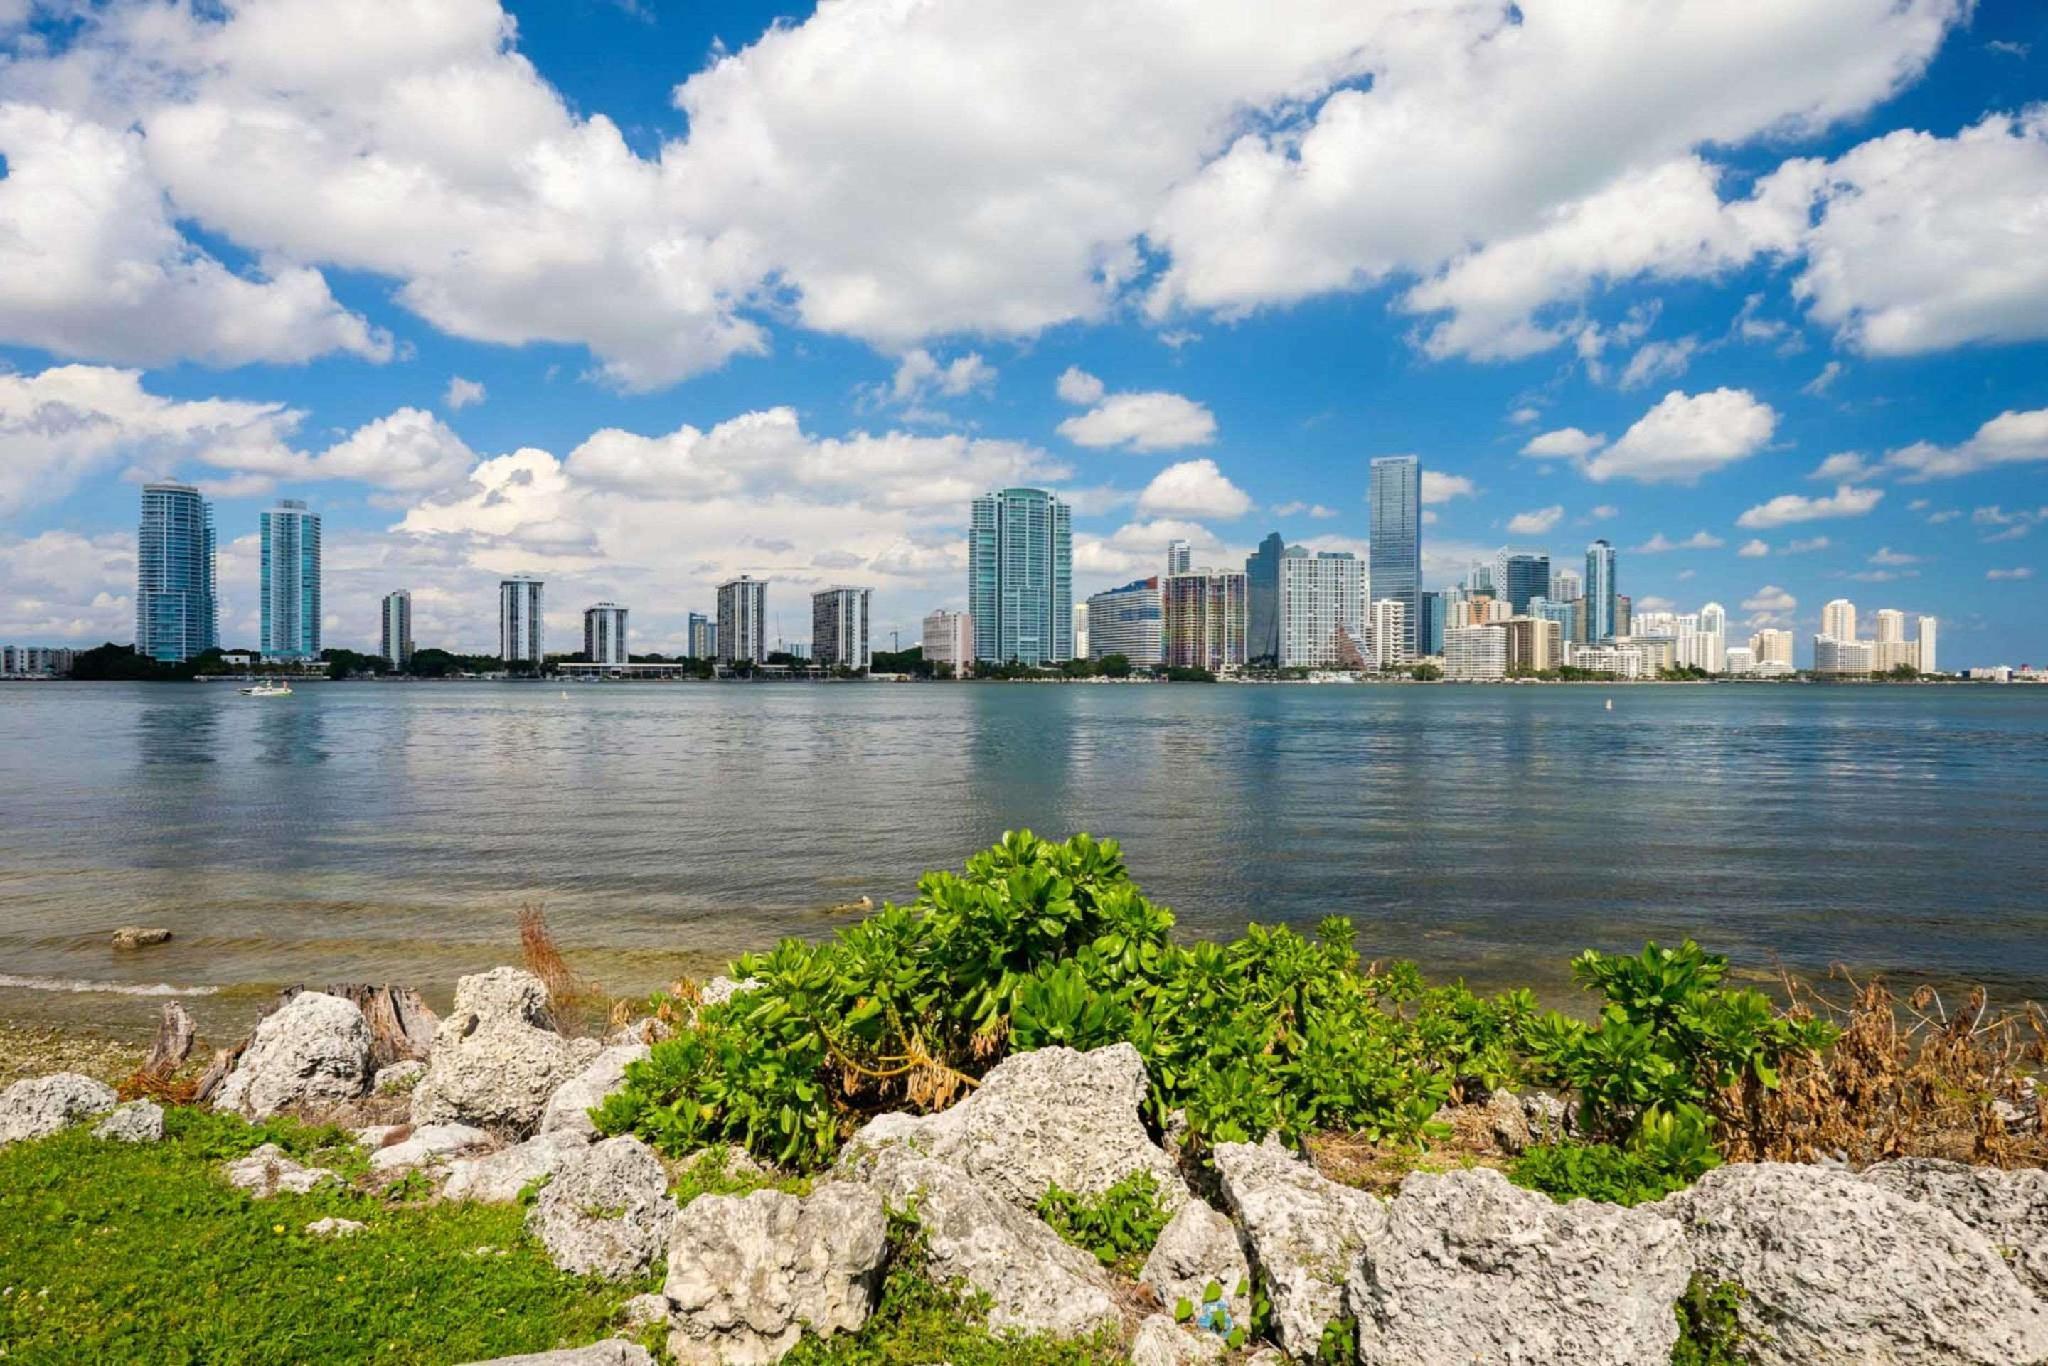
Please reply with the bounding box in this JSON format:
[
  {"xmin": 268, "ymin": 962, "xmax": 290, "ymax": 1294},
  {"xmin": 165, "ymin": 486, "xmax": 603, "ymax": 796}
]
[{"xmin": 519, "ymin": 902, "xmax": 612, "ymax": 1037}]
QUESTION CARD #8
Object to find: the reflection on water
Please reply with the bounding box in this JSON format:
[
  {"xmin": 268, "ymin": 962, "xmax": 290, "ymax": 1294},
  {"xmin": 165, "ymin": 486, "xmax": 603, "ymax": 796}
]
[{"xmin": 2, "ymin": 680, "xmax": 2046, "ymax": 1033}]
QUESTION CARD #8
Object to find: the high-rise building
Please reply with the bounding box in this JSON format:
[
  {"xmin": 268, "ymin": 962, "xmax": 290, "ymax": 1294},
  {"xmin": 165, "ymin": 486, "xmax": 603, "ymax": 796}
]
[
  {"xmin": 1493, "ymin": 550, "xmax": 1551, "ymax": 615},
  {"xmin": 1814, "ymin": 635, "xmax": 1873, "ymax": 675},
  {"xmin": 1074, "ymin": 603, "xmax": 1089, "ymax": 658},
  {"xmin": 584, "ymin": 603, "xmax": 629, "ymax": 664},
  {"xmin": 1165, "ymin": 539, "xmax": 1192, "ymax": 577},
  {"xmin": 2, "ymin": 646, "xmax": 76, "ymax": 678},
  {"xmin": 921, "ymin": 609, "xmax": 973, "ymax": 672},
  {"xmin": 1162, "ymin": 570, "xmax": 1247, "ymax": 672},
  {"xmin": 968, "ymin": 488, "xmax": 1073, "ymax": 665},
  {"xmin": 1697, "ymin": 601, "xmax": 1728, "ymax": 674},
  {"xmin": 1821, "ymin": 598, "xmax": 1857, "ymax": 643},
  {"xmin": 1530, "ymin": 596, "xmax": 1579, "ymax": 650},
  {"xmin": 1279, "ymin": 552, "xmax": 1368, "ymax": 668},
  {"xmin": 1550, "ymin": 568, "xmax": 1582, "ymax": 604},
  {"xmin": 1751, "ymin": 628, "xmax": 1795, "ymax": 669},
  {"xmin": 1369, "ymin": 598, "xmax": 1411, "ymax": 671},
  {"xmin": 1369, "ymin": 456, "xmax": 1421, "ymax": 656},
  {"xmin": 1086, "ymin": 578, "xmax": 1163, "ymax": 664},
  {"xmin": 1244, "ymin": 532, "xmax": 1297, "ymax": 666},
  {"xmin": 260, "ymin": 499, "xmax": 322, "ymax": 661},
  {"xmin": 1585, "ymin": 540, "xmax": 1617, "ymax": 642},
  {"xmin": 1917, "ymin": 615, "xmax": 1938, "ymax": 674},
  {"xmin": 1874, "ymin": 608, "xmax": 1906, "ymax": 643},
  {"xmin": 499, "ymin": 576, "xmax": 545, "ymax": 663},
  {"xmin": 1569, "ymin": 643, "xmax": 1646, "ymax": 679},
  {"xmin": 136, "ymin": 482, "xmax": 218, "ymax": 663},
  {"xmin": 811, "ymin": 586, "xmax": 872, "ymax": 670},
  {"xmin": 1615, "ymin": 593, "xmax": 1632, "ymax": 637},
  {"xmin": 716, "ymin": 575, "xmax": 767, "ymax": 667},
  {"xmin": 1444, "ymin": 624, "xmax": 1508, "ymax": 680},
  {"xmin": 1418, "ymin": 590, "xmax": 1450, "ymax": 657},
  {"xmin": 687, "ymin": 612, "xmax": 715, "ymax": 660},
  {"xmin": 1499, "ymin": 616, "xmax": 1564, "ymax": 673},
  {"xmin": 381, "ymin": 590, "xmax": 413, "ymax": 669}
]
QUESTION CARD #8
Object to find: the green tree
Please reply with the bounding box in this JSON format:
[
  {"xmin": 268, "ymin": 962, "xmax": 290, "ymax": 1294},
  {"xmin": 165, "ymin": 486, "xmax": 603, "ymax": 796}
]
[{"xmin": 1099, "ymin": 653, "xmax": 1132, "ymax": 678}]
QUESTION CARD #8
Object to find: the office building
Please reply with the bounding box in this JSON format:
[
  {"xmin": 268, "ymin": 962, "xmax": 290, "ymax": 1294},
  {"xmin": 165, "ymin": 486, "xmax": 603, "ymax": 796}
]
[
  {"xmin": 1465, "ymin": 562, "xmax": 1496, "ymax": 595},
  {"xmin": 1821, "ymin": 598, "xmax": 1857, "ymax": 644},
  {"xmin": 1166, "ymin": 539, "xmax": 1192, "ymax": 577},
  {"xmin": 1917, "ymin": 615, "xmax": 1938, "ymax": 674},
  {"xmin": 716, "ymin": 575, "xmax": 767, "ymax": 667},
  {"xmin": 968, "ymin": 488, "xmax": 1073, "ymax": 665},
  {"xmin": 1418, "ymin": 590, "xmax": 1450, "ymax": 657},
  {"xmin": 1369, "ymin": 597, "xmax": 1410, "ymax": 671},
  {"xmin": 136, "ymin": 482, "xmax": 218, "ymax": 663},
  {"xmin": 584, "ymin": 603, "xmax": 629, "ymax": 665},
  {"xmin": 260, "ymin": 499, "xmax": 322, "ymax": 662},
  {"xmin": 1550, "ymin": 568, "xmax": 1582, "ymax": 604},
  {"xmin": 1750, "ymin": 629, "xmax": 1795, "ymax": 669},
  {"xmin": 1586, "ymin": 540, "xmax": 1617, "ymax": 642},
  {"xmin": 921, "ymin": 609, "xmax": 973, "ymax": 672},
  {"xmin": 1279, "ymin": 551, "xmax": 1367, "ymax": 669},
  {"xmin": 1369, "ymin": 456, "xmax": 1422, "ymax": 656},
  {"xmin": 381, "ymin": 590, "xmax": 413, "ymax": 669},
  {"xmin": 499, "ymin": 576, "xmax": 545, "ymax": 663},
  {"xmin": 1162, "ymin": 570, "xmax": 1247, "ymax": 672},
  {"xmin": 1086, "ymin": 578, "xmax": 1163, "ymax": 664},
  {"xmin": 1244, "ymin": 532, "xmax": 1295, "ymax": 666},
  {"xmin": 1615, "ymin": 593, "xmax": 1633, "ymax": 637},
  {"xmin": 1443, "ymin": 625, "xmax": 1508, "ymax": 680},
  {"xmin": 811, "ymin": 586, "xmax": 872, "ymax": 670},
  {"xmin": 1494, "ymin": 550, "xmax": 1551, "ymax": 616},
  {"xmin": 1500, "ymin": 616, "xmax": 1564, "ymax": 673},
  {"xmin": 1530, "ymin": 596, "xmax": 1579, "ymax": 649},
  {"xmin": 687, "ymin": 612, "xmax": 715, "ymax": 660}
]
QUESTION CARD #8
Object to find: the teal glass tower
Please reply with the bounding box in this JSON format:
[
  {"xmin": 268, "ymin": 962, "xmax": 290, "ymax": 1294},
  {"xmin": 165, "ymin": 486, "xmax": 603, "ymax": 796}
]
[
  {"xmin": 136, "ymin": 482, "xmax": 218, "ymax": 663},
  {"xmin": 260, "ymin": 499, "xmax": 323, "ymax": 661},
  {"xmin": 968, "ymin": 488, "xmax": 1072, "ymax": 665},
  {"xmin": 1586, "ymin": 539, "xmax": 1618, "ymax": 643},
  {"xmin": 1369, "ymin": 456, "xmax": 1421, "ymax": 656}
]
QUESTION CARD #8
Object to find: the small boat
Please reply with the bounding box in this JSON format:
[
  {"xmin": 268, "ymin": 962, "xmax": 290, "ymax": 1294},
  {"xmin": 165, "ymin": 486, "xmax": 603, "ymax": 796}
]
[
  {"xmin": 1604, "ymin": 698, "xmax": 1613, "ymax": 711},
  {"xmin": 240, "ymin": 680, "xmax": 293, "ymax": 697}
]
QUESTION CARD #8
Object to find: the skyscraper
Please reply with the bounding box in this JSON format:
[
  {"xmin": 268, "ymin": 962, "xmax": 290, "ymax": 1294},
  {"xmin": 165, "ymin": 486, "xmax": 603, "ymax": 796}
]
[
  {"xmin": 1369, "ymin": 456, "xmax": 1421, "ymax": 656},
  {"xmin": 1369, "ymin": 598, "xmax": 1411, "ymax": 671},
  {"xmin": 1821, "ymin": 597, "xmax": 1857, "ymax": 643},
  {"xmin": 811, "ymin": 586, "xmax": 872, "ymax": 670},
  {"xmin": 1279, "ymin": 551, "xmax": 1367, "ymax": 668},
  {"xmin": 1550, "ymin": 568, "xmax": 1582, "ymax": 604},
  {"xmin": 260, "ymin": 499, "xmax": 322, "ymax": 661},
  {"xmin": 1585, "ymin": 540, "xmax": 1617, "ymax": 642},
  {"xmin": 921, "ymin": 609, "xmax": 973, "ymax": 672},
  {"xmin": 687, "ymin": 612, "xmax": 715, "ymax": 660},
  {"xmin": 1244, "ymin": 532, "xmax": 1294, "ymax": 666},
  {"xmin": 1418, "ymin": 590, "xmax": 1450, "ymax": 656},
  {"xmin": 1917, "ymin": 615, "xmax": 1938, "ymax": 674},
  {"xmin": 381, "ymin": 590, "xmax": 413, "ymax": 669},
  {"xmin": 1162, "ymin": 569, "xmax": 1247, "ymax": 671},
  {"xmin": 1698, "ymin": 601, "xmax": 1728, "ymax": 674},
  {"xmin": 1086, "ymin": 578, "xmax": 1162, "ymax": 663},
  {"xmin": 1493, "ymin": 551, "xmax": 1550, "ymax": 615},
  {"xmin": 584, "ymin": 603, "xmax": 629, "ymax": 664},
  {"xmin": 1166, "ymin": 538, "xmax": 1192, "ymax": 577},
  {"xmin": 500, "ymin": 576, "xmax": 544, "ymax": 663},
  {"xmin": 136, "ymin": 482, "xmax": 217, "ymax": 663},
  {"xmin": 716, "ymin": 575, "xmax": 767, "ymax": 667},
  {"xmin": 967, "ymin": 488, "xmax": 1072, "ymax": 665}
]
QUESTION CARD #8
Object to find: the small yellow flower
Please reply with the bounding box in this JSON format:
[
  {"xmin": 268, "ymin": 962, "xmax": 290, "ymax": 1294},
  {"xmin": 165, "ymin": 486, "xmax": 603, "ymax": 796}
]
[{"xmin": 272, "ymin": 1224, "xmax": 285, "ymax": 1235}]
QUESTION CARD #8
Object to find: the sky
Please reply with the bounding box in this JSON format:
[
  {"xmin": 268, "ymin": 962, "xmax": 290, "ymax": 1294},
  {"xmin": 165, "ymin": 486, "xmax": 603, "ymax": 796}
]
[{"xmin": 1, "ymin": 0, "xmax": 2045, "ymax": 666}]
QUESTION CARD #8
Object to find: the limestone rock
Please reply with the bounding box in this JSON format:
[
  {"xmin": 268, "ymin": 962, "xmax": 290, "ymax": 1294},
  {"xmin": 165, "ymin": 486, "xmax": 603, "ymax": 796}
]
[
  {"xmin": 1522, "ymin": 1090, "xmax": 1571, "ymax": 1143},
  {"xmin": 698, "ymin": 976, "xmax": 757, "ymax": 1008},
  {"xmin": 619, "ymin": 1293, "xmax": 669, "ymax": 1331},
  {"xmin": 368, "ymin": 1122, "xmax": 493, "ymax": 1172},
  {"xmin": 1484, "ymin": 1087, "xmax": 1533, "ymax": 1154},
  {"xmin": 1129, "ymin": 1314, "xmax": 1227, "ymax": 1366},
  {"xmin": 527, "ymin": 1135, "xmax": 679, "ymax": 1279},
  {"xmin": 1141, "ymin": 1198, "xmax": 1251, "ymax": 1336},
  {"xmin": 445, "ymin": 1129, "xmax": 593, "ymax": 1203},
  {"xmin": 541, "ymin": 1044, "xmax": 648, "ymax": 1141},
  {"xmin": 1212, "ymin": 1138, "xmax": 1385, "ymax": 1359},
  {"xmin": 307, "ymin": 1217, "xmax": 366, "ymax": 1237},
  {"xmin": 1664, "ymin": 1162, "xmax": 2048, "ymax": 1366},
  {"xmin": 111, "ymin": 926, "xmax": 173, "ymax": 949},
  {"xmin": 0, "ymin": 1072, "xmax": 120, "ymax": 1144},
  {"xmin": 1860, "ymin": 1158, "xmax": 2048, "ymax": 1301},
  {"xmin": 93, "ymin": 1099, "xmax": 166, "ymax": 1143},
  {"xmin": 1350, "ymin": 1167, "xmax": 1691, "ymax": 1366},
  {"xmin": 214, "ymin": 991, "xmax": 374, "ymax": 1120},
  {"xmin": 412, "ymin": 968, "xmax": 583, "ymax": 1136},
  {"xmin": 374, "ymin": 1060, "xmax": 427, "ymax": 1095},
  {"xmin": 224, "ymin": 1142, "xmax": 339, "ymax": 1197},
  {"xmin": 664, "ymin": 1183, "xmax": 889, "ymax": 1364},
  {"xmin": 841, "ymin": 1043, "xmax": 1185, "ymax": 1215},
  {"xmin": 858, "ymin": 1146, "xmax": 1119, "ymax": 1339},
  {"xmin": 454, "ymin": 1344, "xmax": 655, "ymax": 1366}
]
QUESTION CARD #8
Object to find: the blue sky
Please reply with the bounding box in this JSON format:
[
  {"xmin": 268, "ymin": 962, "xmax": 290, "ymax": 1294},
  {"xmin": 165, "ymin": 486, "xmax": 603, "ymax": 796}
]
[{"xmin": 2, "ymin": 0, "xmax": 2045, "ymax": 664}]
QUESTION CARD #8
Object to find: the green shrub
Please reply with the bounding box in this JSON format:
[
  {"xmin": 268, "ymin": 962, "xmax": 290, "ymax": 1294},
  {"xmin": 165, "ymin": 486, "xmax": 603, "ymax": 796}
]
[
  {"xmin": 1033, "ymin": 1171, "xmax": 1171, "ymax": 1274},
  {"xmin": 1508, "ymin": 1141, "xmax": 1697, "ymax": 1207},
  {"xmin": 1671, "ymin": 1276, "xmax": 1753, "ymax": 1365}
]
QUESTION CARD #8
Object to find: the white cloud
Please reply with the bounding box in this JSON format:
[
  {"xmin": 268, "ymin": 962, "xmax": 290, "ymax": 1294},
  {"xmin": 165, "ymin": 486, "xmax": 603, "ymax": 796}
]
[
  {"xmin": 1587, "ymin": 504, "xmax": 1619, "ymax": 520},
  {"xmin": 1738, "ymin": 538, "xmax": 1770, "ymax": 557},
  {"xmin": 1868, "ymin": 546, "xmax": 1921, "ymax": 565},
  {"xmin": 1075, "ymin": 519, "xmax": 1237, "ymax": 585},
  {"xmin": 1927, "ymin": 509, "xmax": 1961, "ymax": 524},
  {"xmin": 1742, "ymin": 584, "xmax": 1797, "ymax": 617},
  {"xmin": 1586, "ymin": 388, "xmax": 1776, "ymax": 484},
  {"xmin": 1506, "ymin": 505, "xmax": 1564, "ymax": 536},
  {"xmin": 1882, "ymin": 407, "xmax": 2048, "ymax": 481},
  {"xmin": 1802, "ymin": 361, "xmax": 1846, "ymax": 396},
  {"xmin": 1618, "ymin": 337, "xmax": 1699, "ymax": 390},
  {"xmin": 885, "ymin": 349, "xmax": 996, "ymax": 411},
  {"xmin": 444, "ymin": 377, "xmax": 487, "ymax": 411},
  {"xmin": 1136, "ymin": 459, "xmax": 1251, "ymax": 519},
  {"xmin": 1736, "ymin": 483, "xmax": 1884, "ymax": 528},
  {"xmin": 1522, "ymin": 427, "xmax": 1606, "ymax": 459},
  {"xmin": 1272, "ymin": 501, "xmax": 1337, "ymax": 519},
  {"xmin": 1509, "ymin": 406, "xmax": 1542, "ymax": 425},
  {"xmin": 1055, "ymin": 367, "xmax": 1107, "ymax": 406},
  {"xmin": 1786, "ymin": 536, "xmax": 1832, "ymax": 553},
  {"xmin": 1057, "ymin": 389, "xmax": 1217, "ymax": 452},
  {"xmin": 0, "ymin": 529, "xmax": 135, "ymax": 642},
  {"xmin": 1634, "ymin": 595, "xmax": 1677, "ymax": 614},
  {"xmin": 1420, "ymin": 470, "xmax": 1476, "ymax": 504},
  {"xmin": 1809, "ymin": 451, "xmax": 1875, "ymax": 482},
  {"xmin": 1634, "ymin": 530, "xmax": 1726, "ymax": 553},
  {"xmin": 1973, "ymin": 505, "xmax": 2047, "ymax": 542},
  {"xmin": 1987, "ymin": 567, "xmax": 2035, "ymax": 580}
]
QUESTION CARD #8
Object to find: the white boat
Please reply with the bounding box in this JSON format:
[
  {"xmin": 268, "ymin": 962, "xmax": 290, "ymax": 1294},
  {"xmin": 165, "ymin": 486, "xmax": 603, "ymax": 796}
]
[
  {"xmin": 1604, "ymin": 698, "xmax": 1614, "ymax": 711},
  {"xmin": 240, "ymin": 681, "xmax": 293, "ymax": 697}
]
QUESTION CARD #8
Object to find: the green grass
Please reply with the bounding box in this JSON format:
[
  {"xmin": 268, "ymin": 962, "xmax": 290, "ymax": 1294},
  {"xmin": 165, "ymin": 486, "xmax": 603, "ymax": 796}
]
[{"xmin": 0, "ymin": 1108, "xmax": 646, "ymax": 1365}]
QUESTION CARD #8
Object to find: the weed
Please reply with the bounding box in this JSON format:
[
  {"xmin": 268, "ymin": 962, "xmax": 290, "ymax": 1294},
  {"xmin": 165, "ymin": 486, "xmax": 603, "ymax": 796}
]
[
  {"xmin": 1032, "ymin": 1171, "xmax": 1170, "ymax": 1274},
  {"xmin": 1671, "ymin": 1276, "xmax": 1753, "ymax": 1365}
]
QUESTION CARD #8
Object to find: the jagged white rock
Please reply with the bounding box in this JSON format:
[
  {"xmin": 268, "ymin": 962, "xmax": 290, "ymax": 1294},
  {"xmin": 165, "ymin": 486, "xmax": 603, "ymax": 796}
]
[
  {"xmin": 214, "ymin": 992, "xmax": 374, "ymax": 1120},
  {"xmin": 1349, "ymin": 1167, "xmax": 1691, "ymax": 1366},
  {"xmin": 306, "ymin": 1217, "xmax": 366, "ymax": 1238},
  {"xmin": 1129, "ymin": 1313, "xmax": 1227, "ymax": 1365},
  {"xmin": 1141, "ymin": 1198, "xmax": 1252, "ymax": 1336},
  {"xmin": 664, "ymin": 1183, "xmax": 889, "ymax": 1364},
  {"xmin": 368, "ymin": 1122, "xmax": 492, "ymax": 1172},
  {"xmin": 373, "ymin": 1060, "xmax": 427, "ymax": 1095},
  {"xmin": 1859, "ymin": 1157, "xmax": 2048, "ymax": 1300},
  {"xmin": 1212, "ymin": 1138, "xmax": 1386, "ymax": 1360},
  {"xmin": 527, "ymin": 1135, "xmax": 679, "ymax": 1279},
  {"xmin": 444, "ymin": 1130, "xmax": 592, "ymax": 1203},
  {"xmin": 412, "ymin": 968, "xmax": 586, "ymax": 1136},
  {"xmin": 93, "ymin": 1099, "xmax": 165, "ymax": 1143},
  {"xmin": 0, "ymin": 1072, "xmax": 120, "ymax": 1145},
  {"xmin": 540, "ymin": 1044, "xmax": 648, "ymax": 1141},
  {"xmin": 223, "ymin": 1142, "xmax": 339, "ymax": 1197}
]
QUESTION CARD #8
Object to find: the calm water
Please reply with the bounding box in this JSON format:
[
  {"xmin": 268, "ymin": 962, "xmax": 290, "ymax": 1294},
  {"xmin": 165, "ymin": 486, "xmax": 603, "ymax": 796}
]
[{"xmin": 3, "ymin": 680, "xmax": 2046, "ymax": 1034}]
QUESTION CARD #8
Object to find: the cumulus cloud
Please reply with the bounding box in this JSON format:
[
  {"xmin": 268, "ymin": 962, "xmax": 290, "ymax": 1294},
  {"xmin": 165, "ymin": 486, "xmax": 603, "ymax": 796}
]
[
  {"xmin": 1634, "ymin": 530, "xmax": 1726, "ymax": 553},
  {"xmin": 1136, "ymin": 459, "xmax": 1252, "ymax": 519},
  {"xmin": 1055, "ymin": 367, "xmax": 1107, "ymax": 406},
  {"xmin": 1738, "ymin": 538, "xmax": 1770, "ymax": 557},
  {"xmin": 1802, "ymin": 361, "xmax": 1846, "ymax": 396},
  {"xmin": 1736, "ymin": 483, "xmax": 1884, "ymax": 528},
  {"xmin": 1056, "ymin": 388, "xmax": 1217, "ymax": 451},
  {"xmin": 1522, "ymin": 427, "xmax": 1606, "ymax": 459},
  {"xmin": 1587, "ymin": 389, "xmax": 1777, "ymax": 484},
  {"xmin": 444, "ymin": 377, "xmax": 487, "ymax": 411},
  {"xmin": 1787, "ymin": 536, "xmax": 1832, "ymax": 553},
  {"xmin": 1742, "ymin": 585, "xmax": 1797, "ymax": 614},
  {"xmin": 1882, "ymin": 407, "xmax": 2048, "ymax": 481},
  {"xmin": 1868, "ymin": 546, "xmax": 1921, "ymax": 565},
  {"xmin": 1618, "ymin": 338, "xmax": 1699, "ymax": 390},
  {"xmin": 1506, "ymin": 505, "xmax": 1564, "ymax": 535},
  {"xmin": 1272, "ymin": 501, "xmax": 1336, "ymax": 519},
  {"xmin": 1987, "ymin": 566, "xmax": 2035, "ymax": 580},
  {"xmin": 1421, "ymin": 471, "xmax": 1476, "ymax": 504},
  {"xmin": 1809, "ymin": 451, "xmax": 1876, "ymax": 482}
]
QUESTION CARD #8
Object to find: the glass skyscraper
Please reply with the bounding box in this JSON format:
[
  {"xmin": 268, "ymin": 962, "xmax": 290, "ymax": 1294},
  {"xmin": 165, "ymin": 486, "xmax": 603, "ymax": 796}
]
[
  {"xmin": 136, "ymin": 482, "xmax": 218, "ymax": 663},
  {"xmin": 968, "ymin": 487, "xmax": 1072, "ymax": 665},
  {"xmin": 260, "ymin": 499, "xmax": 322, "ymax": 661},
  {"xmin": 1586, "ymin": 539, "xmax": 1618, "ymax": 643},
  {"xmin": 1494, "ymin": 551, "xmax": 1551, "ymax": 615},
  {"xmin": 1369, "ymin": 456, "xmax": 1420, "ymax": 656},
  {"xmin": 1244, "ymin": 531, "xmax": 1294, "ymax": 666}
]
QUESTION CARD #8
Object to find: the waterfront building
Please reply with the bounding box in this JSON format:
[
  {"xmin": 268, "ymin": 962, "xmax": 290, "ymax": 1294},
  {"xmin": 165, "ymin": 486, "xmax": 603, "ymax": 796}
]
[
  {"xmin": 1698, "ymin": 602, "xmax": 1728, "ymax": 674},
  {"xmin": 1279, "ymin": 551, "xmax": 1367, "ymax": 668},
  {"xmin": 1417, "ymin": 590, "xmax": 1450, "ymax": 657},
  {"xmin": 1530, "ymin": 596, "xmax": 1579, "ymax": 649},
  {"xmin": 381, "ymin": 590, "xmax": 413, "ymax": 669},
  {"xmin": 1, "ymin": 646, "xmax": 75, "ymax": 678},
  {"xmin": 1814, "ymin": 634, "xmax": 1874, "ymax": 676},
  {"xmin": 716, "ymin": 575, "xmax": 767, "ymax": 667},
  {"xmin": 1369, "ymin": 456, "xmax": 1422, "ymax": 656},
  {"xmin": 968, "ymin": 488, "xmax": 1073, "ymax": 665},
  {"xmin": 260, "ymin": 499, "xmax": 322, "ymax": 662},
  {"xmin": 811, "ymin": 586, "xmax": 872, "ymax": 670},
  {"xmin": 1724, "ymin": 646, "xmax": 1757, "ymax": 675},
  {"xmin": 584, "ymin": 602, "xmax": 629, "ymax": 665},
  {"xmin": 921, "ymin": 609, "xmax": 973, "ymax": 672},
  {"xmin": 1821, "ymin": 597, "xmax": 1857, "ymax": 644},
  {"xmin": 1499, "ymin": 615, "xmax": 1564, "ymax": 673},
  {"xmin": 1086, "ymin": 578, "xmax": 1163, "ymax": 664},
  {"xmin": 1917, "ymin": 615, "xmax": 1938, "ymax": 674},
  {"xmin": 136, "ymin": 482, "xmax": 218, "ymax": 664},
  {"xmin": 1612, "ymin": 634, "xmax": 1677, "ymax": 674},
  {"xmin": 1750, "ymin": 628, "xmax": 1794, "ymax": 669},
  {"xmin": 1074, "ymin": 603, "xmax": 1089, "ymax": 658},
  {"xmin": 499, "ymin": 576, "xmax": 545, "ymax": 663},
  {"xmin": 1443, "ymin": 624, "xmax": 1508, "ymax": 680},
  {"xmin": 1166, "ymin": 539, "xmax": 1192, "ymax": 577},
  {"xmin": 1569, "ymin": 643, "xmax": 1645, "ymax": 679},
  {"xmin": 1493, "ymin": 550, "xmax": 1551, "ymax": 616},
  {"xmin": 1615, "ymin": 593, "xmax": 1633, "ymax": 637},
  {"xmin": 1586, "ymin": 540, "xmax": 1618, "ymax": 642},
  {"xmin": 1369, "ymin": 598, "xmax": 1411, "ymax": 671},
  {"xmin": 1550, "ymin": 568, "xmax": 1582, "ymax": 604},
  {"xmin": 1244, "ymin": 532, "xmax": 1296, "ymax": 666},
  {"xmin": 687, "ymin": 612, "xmax": 715, "ymax": 660},
  {"xmin": 1163, "ymin": 570, "xmax": 1247, "ymax": 672}
]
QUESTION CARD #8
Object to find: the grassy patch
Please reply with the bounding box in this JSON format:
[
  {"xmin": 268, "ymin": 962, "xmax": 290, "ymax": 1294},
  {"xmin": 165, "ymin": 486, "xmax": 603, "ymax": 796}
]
[
  {"xmin": 1033, "ymin": 1171, "xmax": 1170, "ymax": 1275},
  {"xmin": 1671, "ymin": 1275, "xmax": 1753, "ymax": 1365},
  {"xmin": 0, "ymin": 1108, "xmax": 643, "ymax": 1364}
]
